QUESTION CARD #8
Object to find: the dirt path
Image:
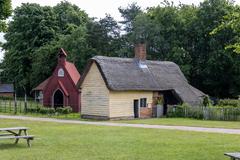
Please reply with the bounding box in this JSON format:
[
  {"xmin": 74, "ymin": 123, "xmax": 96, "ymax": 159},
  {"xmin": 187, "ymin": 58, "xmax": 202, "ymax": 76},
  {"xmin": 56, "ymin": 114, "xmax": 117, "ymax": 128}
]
[{"xmin": 1, "ymin": 115, "xmax": 240, "ymax": 135}]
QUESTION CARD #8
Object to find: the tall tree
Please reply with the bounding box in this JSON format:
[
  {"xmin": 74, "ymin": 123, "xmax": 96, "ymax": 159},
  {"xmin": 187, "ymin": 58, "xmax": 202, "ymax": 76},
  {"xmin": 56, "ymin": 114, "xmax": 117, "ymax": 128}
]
[
  {"xmin": 130, "ymin": 0, "xmax": 239, "ymax": 97},
  {"xmin": 188, "ymin": 0, "xmax": 237, "ymax": 97},
  {"xmin": 86, "ymin": 14, "xmax": 121, "ymax": 57},
  {"xmin": 119, "ymin": 3, "xmax": 142, "ymax": 33},
  {"xmin": 3, "ymin": 3, "xmax": 57, "ymax": 93},
  {"xmin": 131, "ymin": 2, "xmax": 195, "ymax": 77},
  {"xmin": 211, "ymin": 7, "xmax": 240, "ymax": 54},
  {"xmin": 2, "ymin": 1, "xmax": 89, "ymax": 94},
  {"xmin": 0, "ymin": 0, "xmax": 11, "ymax": 32},
  {"xmin": 118, "ymin": 3, "xmax": 143, "ymax": 57},
  {"xmin": 30, "ymin": 1, "xmax": 89, "ymax": 89},
  {"xmin": 53, "ymin": 1, "xmax": 88, "ymax": 35}
]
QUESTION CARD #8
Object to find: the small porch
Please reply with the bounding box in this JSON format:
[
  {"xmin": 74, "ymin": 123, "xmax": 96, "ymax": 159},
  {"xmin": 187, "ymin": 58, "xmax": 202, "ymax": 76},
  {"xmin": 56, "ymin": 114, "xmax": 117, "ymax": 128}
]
[{"xmin": 133, "ymin": 90, "xmax": 182, "ymax": 119}]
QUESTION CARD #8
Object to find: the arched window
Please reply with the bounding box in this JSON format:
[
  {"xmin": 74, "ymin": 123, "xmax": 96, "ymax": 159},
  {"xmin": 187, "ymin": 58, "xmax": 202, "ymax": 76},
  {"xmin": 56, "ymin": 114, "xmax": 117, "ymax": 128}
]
[{"xmin": 58, "ymin": 68, "xmax": 64, "ymax": 77}]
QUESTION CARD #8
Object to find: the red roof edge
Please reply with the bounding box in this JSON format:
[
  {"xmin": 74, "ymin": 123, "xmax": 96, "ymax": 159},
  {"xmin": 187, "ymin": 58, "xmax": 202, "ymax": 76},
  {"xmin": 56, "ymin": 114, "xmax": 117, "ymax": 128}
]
[
  {"xmin": 58, "ymin": 80, "xmax": 69, "ymax": 96},
  {"xmin": 32, "ymin": 76, "xmax": 52, "ymax": 91}
]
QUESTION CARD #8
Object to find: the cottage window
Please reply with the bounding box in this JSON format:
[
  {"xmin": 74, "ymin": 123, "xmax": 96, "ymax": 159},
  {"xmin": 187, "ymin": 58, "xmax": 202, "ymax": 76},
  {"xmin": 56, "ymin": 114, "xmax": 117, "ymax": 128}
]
[
  {"xmin": 58, "ymin": 68, "xmax": 64, "ymax": 77},
  {"xmin": 140, "ymin": 98, "xmax": 147, "ymax": 107}
]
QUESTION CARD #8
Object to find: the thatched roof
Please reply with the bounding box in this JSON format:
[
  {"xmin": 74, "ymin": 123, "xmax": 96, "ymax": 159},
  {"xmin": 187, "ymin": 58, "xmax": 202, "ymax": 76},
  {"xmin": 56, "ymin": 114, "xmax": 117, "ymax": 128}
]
[{"xmin": 79, "ymin": 56, "xmax": 205, "ymax": 106}]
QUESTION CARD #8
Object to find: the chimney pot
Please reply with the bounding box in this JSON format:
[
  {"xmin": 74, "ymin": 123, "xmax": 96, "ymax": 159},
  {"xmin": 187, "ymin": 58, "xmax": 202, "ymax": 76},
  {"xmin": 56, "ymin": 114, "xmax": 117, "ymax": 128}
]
[{"xmin": 134, "ymin": 43, "xmax": 146, "ymax": 61}]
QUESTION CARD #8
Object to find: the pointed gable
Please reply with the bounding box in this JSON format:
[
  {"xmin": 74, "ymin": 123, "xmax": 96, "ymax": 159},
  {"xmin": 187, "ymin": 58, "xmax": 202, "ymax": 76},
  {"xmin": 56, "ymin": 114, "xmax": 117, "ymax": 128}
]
[
  {"xmin": 65, "ymin": 61, "xmax": 80, "ymax": 85},
  {"xmin": 33, "ymin": 48, "xmax": 80, "ymax": 91}
]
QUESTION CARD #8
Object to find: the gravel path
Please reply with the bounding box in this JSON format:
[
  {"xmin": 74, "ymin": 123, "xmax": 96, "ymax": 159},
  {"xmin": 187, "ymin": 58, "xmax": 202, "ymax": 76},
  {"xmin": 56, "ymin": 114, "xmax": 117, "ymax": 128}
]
[{"xmin": 1, "ymin": 115, "xmax": 240, "ymax": 135}]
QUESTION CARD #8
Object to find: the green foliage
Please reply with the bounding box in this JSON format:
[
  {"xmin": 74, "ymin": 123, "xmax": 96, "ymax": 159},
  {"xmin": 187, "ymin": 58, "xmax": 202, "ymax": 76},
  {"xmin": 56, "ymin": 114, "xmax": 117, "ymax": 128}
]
[
  {"xmin": 167, "ymin": 103, "xmax": 191, "ymax": 117},
  {"xmin": 56, "ymin": 106, "xmax": 73, "ymax": 114},
  {"xmin": 60, "ymin": 26, "xmax": 91, "ymax": 72},
  {"xmin": 30, "ymin": 40, "xmax": 60, "ymax": 88},
  {"xmin": 1, "ymin": 0, "xmax": 240, "ymax": 99},
  {"xmin": 2, "ymin": 2, "xmax": 89, "ymax": 93},
  {"xmin": 2, "ymin": 3, "xmax": 59, "ymax": 92},
  {"xmin": 119, "ymin": 3, "xmax": 142, "ymax": 32},
  {"xmin": 217, "ymin": 99, "xmax": 240, "ymax": 107},
  {"xmin": 203, "ymin": 96, "xmax": 211, "ymax": 107},
  {"xmin": 2, "ymin": 119, "xmax": 240, "ymax": 160},
  {"xmin": 168, "ymin": 101, "xmax": 240, "ymax": 121},
  {"xmin": 211, "ymin": 7, "xmax": 240, "ymax": 54},
  {"xmin": 53, "ymin": 1, "xmax": 88, "ymax": 34},
  {"xmin": 39, "ymin": 107, "xmax": 55, "ymax": 114},
  {"xmin": 26, "ymin": 107, "xmax": 40, "ymax": 113},
  {"xmin": 0, "ymin": 0, "xmax": 11, "ymax": 32},
  {"xmin": 130, "ymin": 0, "xmax": 240, "ymax": 98},
  {"xmin": 26, "ymin": 105, "xmax": 73, "ymax": 115}
]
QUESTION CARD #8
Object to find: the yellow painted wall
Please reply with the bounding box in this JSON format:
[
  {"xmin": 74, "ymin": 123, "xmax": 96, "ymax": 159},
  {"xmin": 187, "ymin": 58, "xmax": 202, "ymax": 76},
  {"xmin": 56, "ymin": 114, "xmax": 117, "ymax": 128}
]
[
  {"xmin": 81, "ymin": 62, "xmax": 109, "ymax": 116},
  {"xmin": 109, "ymin": 91, "xmax": 153, "ymax": 118}
]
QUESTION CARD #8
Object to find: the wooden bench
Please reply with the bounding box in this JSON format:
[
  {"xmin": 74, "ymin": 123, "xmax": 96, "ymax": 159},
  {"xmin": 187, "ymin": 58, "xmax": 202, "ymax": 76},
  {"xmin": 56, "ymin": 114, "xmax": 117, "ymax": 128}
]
[
  {"xmin": 0, "ymin": 135, "xmax": 34, "ymax": 147},
  {"xmin": 225, "ymin": 153, "xmax": 240, "ymax": 160},
  {"xmin": 0, "ymin": 127, "xmax": 34, "ymax": 147}
]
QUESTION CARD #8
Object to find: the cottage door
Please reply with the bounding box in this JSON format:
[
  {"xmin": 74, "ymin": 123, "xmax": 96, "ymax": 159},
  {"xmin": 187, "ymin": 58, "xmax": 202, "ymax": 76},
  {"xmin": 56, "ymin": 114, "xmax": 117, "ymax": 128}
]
[{"xmin": 133, "ymin": 100, "xmax": 139, "ymax": 118}]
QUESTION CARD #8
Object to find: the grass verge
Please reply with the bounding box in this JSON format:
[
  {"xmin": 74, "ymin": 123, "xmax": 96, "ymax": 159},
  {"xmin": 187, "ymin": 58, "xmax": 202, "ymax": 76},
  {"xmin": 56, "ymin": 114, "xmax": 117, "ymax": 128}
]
[
  {"xmin": 0, "ymin": 119, "xmax": 240, "ymax": 160},
  {"xmin": 116, "ymin": 118, "xmax": 240, "ymax": 129}
]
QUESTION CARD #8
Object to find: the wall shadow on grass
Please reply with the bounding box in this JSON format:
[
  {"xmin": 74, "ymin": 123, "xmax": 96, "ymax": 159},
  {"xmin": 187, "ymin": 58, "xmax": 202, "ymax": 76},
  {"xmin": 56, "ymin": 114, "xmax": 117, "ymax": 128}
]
[{"xmin": 0, "ymin": 143, "xmax": 27, "ymax": 149}]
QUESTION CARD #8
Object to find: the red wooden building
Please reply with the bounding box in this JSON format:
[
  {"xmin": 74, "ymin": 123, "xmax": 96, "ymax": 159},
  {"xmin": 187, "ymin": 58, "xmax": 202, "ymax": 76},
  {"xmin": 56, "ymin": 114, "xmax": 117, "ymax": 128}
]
[{"xmin": 32, "ymin": 48, "xmax": 81, "ymax": 112}]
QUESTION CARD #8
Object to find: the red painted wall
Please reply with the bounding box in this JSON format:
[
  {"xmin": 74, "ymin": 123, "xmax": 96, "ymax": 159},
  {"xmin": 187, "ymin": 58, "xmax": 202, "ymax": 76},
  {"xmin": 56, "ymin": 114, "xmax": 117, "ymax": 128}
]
[{"xmin": 42, "ymin": 58, "xmax": 80, "ymax": 112}]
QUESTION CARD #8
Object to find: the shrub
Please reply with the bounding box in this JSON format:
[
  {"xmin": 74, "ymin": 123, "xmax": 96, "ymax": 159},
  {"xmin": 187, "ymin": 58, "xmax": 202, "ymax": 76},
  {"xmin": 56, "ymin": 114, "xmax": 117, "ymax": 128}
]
[
  {"xmin": 218, "ymin": 99, "xmax": 240, "ymax": 107},
  {"xmin": 167, "ymin": 103, "xmax": 240, "ymax": 121},
  {"xmin": 26, "ymin": 107, "xmax": 39, "ymax": 113},
  {"xmin": 39, "ymin": 107, "xmax": 55, "ymax": 114},
  {"xmin": 62, "ymin": 106, "xmax": 72, "ymax": 114},
  {"xmin": 202, "ymin": 95, "xmax": 211, "ymax": 107},
  {"xmin": 167, "ymin": 103, "xmax": 190, "ymax": 117},
  {"xmin": 56, "ymin": 106, "xmax": 72, "ymax": 114},
  {"xmin": 55, "ymin": 107, "xmax": 63, "ymax": 114}
]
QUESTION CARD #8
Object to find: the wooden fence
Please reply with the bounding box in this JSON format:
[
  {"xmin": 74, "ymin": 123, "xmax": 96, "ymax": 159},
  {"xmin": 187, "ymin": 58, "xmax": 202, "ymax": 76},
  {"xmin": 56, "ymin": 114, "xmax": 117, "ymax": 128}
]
[
  {"xmin": 168, "ymin": 106, "xmax": 240, "ymax": 121},
  {"xmin": 0, "ymin": 98, "xmax": 41, "ymax": 114},
  {"xmin": 0, "ymin": 97, "xmax": 79, "ymax": 119}
]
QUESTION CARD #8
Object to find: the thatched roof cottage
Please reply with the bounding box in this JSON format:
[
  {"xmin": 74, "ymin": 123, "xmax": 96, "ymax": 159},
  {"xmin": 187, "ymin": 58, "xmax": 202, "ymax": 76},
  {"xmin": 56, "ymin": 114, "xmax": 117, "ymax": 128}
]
[{"xmin": 78, "ymin": 43, "xmax": 205, "ymax": 119}]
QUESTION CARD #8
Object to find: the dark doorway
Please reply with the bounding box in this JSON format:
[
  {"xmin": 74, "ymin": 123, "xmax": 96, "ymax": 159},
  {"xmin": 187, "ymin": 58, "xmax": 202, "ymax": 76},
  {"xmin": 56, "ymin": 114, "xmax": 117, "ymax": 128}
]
[
  {"xmin": 133, "ymin": 99, "xmax": 139, "ymax": 118},
  {"xmin": 159, "ymin": 90, "xmax": 181, "ymax": 115},
  {"xmin": 163, "ymin": 96, "xmax": 168, "ymax": 115},
  {"xmin": 53, "ymin": 89, "xmax": 64, "ymax": 108}
]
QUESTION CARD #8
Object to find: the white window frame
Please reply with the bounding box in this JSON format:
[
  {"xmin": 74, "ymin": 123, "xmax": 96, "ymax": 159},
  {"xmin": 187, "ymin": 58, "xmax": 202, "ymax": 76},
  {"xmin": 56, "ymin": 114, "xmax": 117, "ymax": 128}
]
[{"xmin": 58, "ymin": 68, "xmax": 64, "ymax": 77}]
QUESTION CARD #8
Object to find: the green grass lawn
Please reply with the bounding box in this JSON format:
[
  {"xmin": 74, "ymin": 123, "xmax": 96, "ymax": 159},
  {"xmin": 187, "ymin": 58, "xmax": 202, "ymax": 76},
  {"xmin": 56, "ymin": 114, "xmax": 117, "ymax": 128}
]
[
  {"xmin": 0, "ymin": 119, "xmax": 240, "ymax": 160},
  {"xmin": 116, "ymin": 118, "xmax": 240, "ymax": 129}
]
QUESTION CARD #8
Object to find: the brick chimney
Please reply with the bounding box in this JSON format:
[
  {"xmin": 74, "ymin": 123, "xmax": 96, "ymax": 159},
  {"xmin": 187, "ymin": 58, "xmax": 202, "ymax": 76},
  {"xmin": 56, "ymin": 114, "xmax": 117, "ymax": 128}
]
[
  {"xmin": 134, "ymin": 43, "xmax": 146, "ymax": 61},
  {"xmin": 58, "ymin": 48, "xmax": 67, "ymax": 65}
]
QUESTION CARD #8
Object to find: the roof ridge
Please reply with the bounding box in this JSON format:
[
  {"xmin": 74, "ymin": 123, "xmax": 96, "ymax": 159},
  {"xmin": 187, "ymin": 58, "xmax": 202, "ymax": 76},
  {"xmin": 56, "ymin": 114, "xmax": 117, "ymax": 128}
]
[{"xmin": 93, "ymin": 55, "xmax": 176, "ymax": 64}]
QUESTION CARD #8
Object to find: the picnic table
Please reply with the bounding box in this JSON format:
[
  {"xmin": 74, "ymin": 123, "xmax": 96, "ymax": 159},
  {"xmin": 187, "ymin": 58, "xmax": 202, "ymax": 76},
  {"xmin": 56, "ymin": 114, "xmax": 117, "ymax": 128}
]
[
  {"xmin": 225, "ymin": 153, "xmax": 240, "ymax": 160},
  {"xmin": 0, "ymin": 127, "xmax": 34, "ymax": 147}
]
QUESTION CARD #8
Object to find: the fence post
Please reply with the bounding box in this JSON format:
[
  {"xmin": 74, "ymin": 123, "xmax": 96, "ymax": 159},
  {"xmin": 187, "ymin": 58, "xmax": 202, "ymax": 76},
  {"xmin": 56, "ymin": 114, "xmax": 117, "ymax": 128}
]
[
  {"xmin": 14, "ymin": 93, "xmax": 17, "ymax": 114},
  {"xmin": 24, "ymin": 93, "xmax": 27, "ymax": 113},
  {"xmin": 4, "ymin": 100, "xmax": 6, "ymax": 113},
  {"xmin": 184, "ymin": 107, "xmax": 187, "ymax": 117},
  {"xmin": 8, "ymin": 99, "xmax": 12, "ymax": 112}
]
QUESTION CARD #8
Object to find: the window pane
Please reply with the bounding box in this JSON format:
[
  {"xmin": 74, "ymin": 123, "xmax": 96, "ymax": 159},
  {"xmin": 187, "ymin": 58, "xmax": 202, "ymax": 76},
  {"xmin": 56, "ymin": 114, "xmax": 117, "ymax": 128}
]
[{"xmin": 140, "ymin": 98, "xmax": 147, "ymax": 107}]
